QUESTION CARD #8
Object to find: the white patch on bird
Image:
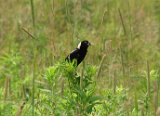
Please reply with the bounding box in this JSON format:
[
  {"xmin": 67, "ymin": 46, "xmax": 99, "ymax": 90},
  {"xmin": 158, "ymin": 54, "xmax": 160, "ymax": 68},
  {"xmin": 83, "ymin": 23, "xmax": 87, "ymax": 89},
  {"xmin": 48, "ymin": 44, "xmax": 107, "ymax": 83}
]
[{"xmin": 77, "ymin": 42, "xmax": 81, "ymax": 49}]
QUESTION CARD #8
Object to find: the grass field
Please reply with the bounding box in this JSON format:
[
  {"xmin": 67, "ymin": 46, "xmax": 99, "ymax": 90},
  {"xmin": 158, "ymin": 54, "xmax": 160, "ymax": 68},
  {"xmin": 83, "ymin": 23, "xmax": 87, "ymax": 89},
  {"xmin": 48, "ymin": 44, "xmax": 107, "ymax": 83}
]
[{"xmin": 0, "ymin": 0, "xmax": 160, "ymax": 115}]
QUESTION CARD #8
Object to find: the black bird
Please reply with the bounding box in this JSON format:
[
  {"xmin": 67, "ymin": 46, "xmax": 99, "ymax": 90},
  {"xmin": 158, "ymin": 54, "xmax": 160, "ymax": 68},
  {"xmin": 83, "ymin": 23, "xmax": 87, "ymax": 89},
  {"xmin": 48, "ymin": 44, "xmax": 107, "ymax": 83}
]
[{"xmin": 65, "ymin": 40, "xmax": 91, "ymax": 66}]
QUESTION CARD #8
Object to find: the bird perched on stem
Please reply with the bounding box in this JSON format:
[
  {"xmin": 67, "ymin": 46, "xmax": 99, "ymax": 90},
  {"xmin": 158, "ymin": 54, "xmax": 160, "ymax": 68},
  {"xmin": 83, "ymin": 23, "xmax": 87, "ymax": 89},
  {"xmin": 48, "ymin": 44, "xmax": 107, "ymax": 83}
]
[{"xmin": 65, "ymin": 40, "xmax": 91, "ymax": 66}]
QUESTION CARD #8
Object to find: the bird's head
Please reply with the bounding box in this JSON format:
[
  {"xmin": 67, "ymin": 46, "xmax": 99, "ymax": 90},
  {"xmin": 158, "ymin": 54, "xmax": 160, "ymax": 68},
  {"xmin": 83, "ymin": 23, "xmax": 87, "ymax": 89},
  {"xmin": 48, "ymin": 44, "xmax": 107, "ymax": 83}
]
[{"xmin": 77, "ymin": 40, "xmax": 91, "ymax": 50}]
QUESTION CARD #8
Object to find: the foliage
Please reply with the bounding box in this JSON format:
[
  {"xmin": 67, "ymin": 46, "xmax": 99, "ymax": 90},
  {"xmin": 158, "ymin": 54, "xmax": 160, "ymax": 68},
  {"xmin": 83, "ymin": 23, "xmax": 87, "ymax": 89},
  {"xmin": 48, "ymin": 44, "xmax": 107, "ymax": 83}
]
[{"xmin": 40, "ymin": 62, "xmax": 101, "ymax": 115}]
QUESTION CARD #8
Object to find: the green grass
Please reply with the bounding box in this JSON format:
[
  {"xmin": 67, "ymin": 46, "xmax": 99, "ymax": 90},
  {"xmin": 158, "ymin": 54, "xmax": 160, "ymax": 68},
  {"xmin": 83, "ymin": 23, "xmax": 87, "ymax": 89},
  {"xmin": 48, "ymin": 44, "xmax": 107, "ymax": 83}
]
[{"xmin": 0, "ymin": 0, "xmax": 160, "ymax": 115}]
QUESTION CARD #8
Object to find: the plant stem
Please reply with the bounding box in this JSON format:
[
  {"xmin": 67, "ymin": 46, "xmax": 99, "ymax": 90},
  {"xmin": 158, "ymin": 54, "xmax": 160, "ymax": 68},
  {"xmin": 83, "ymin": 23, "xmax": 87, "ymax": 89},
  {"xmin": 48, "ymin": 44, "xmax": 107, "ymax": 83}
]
[
  {"xmin": 146, "ymin": 60, "xmax": 150, "ymax": 98},
  {"xmin": 32, "ymin": 50, "xmax": 37, "ymax": 116},
  {"xmin": 30, "ymin": 0, "xmax": 35, "ymax": 27}
]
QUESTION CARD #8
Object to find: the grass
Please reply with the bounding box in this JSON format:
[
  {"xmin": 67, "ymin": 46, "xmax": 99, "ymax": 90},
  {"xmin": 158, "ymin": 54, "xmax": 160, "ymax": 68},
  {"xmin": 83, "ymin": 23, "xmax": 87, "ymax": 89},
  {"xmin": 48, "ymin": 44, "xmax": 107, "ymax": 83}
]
[{"xmin": 0, "ymin": 0, "xmax": 160, "ymax": 115}]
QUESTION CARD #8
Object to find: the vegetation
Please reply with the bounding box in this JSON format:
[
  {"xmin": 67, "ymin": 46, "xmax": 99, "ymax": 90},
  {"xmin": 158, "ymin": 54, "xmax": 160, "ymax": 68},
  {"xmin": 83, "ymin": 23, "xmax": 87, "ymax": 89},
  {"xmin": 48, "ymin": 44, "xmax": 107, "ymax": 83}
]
[{"xmin": 0, "ymin": 0, "xmax": 160, "ymax": 115}]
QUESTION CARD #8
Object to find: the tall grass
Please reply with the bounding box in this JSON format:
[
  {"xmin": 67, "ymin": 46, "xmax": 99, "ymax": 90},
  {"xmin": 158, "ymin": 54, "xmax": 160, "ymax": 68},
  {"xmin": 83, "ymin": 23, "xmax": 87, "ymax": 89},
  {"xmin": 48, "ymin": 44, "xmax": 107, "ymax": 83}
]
[{"xmin": 0, "ymin": 0, "xmax": 160, "ymax": 115}]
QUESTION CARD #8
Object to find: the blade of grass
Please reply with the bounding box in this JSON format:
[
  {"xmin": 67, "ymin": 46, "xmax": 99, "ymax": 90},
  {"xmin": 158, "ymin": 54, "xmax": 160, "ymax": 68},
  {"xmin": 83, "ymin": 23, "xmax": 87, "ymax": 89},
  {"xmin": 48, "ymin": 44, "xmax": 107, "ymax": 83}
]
[
  {"xmin": 21, "ymin": 27, "xmax": 36, "ymax": 39},
  {"xmin": 118, "ymin": 8, "xmax": 126, "ymax": 35},
  {"xmin": 113, "ymin": 71, "xmax": 116, "ymax": 94},
  {"xmin": 120, "ymin": 45, "xmax": 125, "ymax": 77},
  {"xmin": 30, "ymin": 0, "xmax": 35, "ymax": 27},
  {"xmin": 97, "ymin": 54, "xmax": 106, "ymax": 79},
  {"xmin": 146, "ymin": 60, "xmax": 150, "ymax": 98},
  {"xmin": 32, "ymin": 50, "xmax": 37, "ymax": 116},
  {"xmin": 4, "ymin": 77, "xmax": 9, "ymax": 100},
  {"xmin": 153, "ymin": 80, "xmax": 158, "ymax": 114}
]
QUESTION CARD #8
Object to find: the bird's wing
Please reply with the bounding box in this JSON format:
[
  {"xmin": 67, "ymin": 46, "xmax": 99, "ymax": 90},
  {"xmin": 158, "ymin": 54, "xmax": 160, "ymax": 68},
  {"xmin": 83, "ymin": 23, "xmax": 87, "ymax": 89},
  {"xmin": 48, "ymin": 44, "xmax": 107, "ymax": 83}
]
[{"xmin": 65, "ymin": 48, "xmax": 80, "ymax": 61}]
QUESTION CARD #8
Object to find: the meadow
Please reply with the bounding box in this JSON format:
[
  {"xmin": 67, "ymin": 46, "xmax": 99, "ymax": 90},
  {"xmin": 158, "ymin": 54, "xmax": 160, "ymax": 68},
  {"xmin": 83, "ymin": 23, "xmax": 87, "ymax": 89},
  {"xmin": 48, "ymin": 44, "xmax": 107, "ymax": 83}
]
[{"xmin": 0, "ymin": 0, "xmax": 160, "ymax": 115}]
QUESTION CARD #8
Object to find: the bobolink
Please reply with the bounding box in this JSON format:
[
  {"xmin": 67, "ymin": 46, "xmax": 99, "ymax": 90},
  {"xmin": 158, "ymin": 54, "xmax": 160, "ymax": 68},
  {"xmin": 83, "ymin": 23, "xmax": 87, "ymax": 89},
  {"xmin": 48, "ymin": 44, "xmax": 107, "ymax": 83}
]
[{"xmin": 65, "ymin": 40, "xmax": 91, "ymax": 66}]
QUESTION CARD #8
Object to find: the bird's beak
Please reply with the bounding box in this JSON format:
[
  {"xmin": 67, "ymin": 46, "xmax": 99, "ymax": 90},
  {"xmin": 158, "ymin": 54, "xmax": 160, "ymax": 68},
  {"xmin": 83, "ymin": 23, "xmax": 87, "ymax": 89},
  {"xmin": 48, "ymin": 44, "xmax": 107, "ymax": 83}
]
[{"xmin": 88, "ymin": 42, "xmax": 91, "ymax": 46}]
